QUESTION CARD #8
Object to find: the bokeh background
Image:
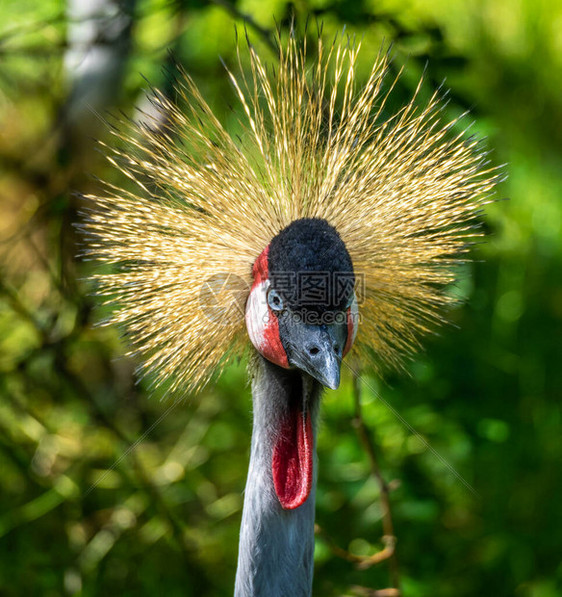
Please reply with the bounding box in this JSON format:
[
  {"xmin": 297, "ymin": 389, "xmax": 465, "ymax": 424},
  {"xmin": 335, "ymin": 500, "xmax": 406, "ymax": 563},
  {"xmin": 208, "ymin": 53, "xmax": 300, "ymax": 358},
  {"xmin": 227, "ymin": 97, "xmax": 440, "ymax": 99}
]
[{"xmin": 1, "ymin": 1, "xmax": 560, "ymax": 596}]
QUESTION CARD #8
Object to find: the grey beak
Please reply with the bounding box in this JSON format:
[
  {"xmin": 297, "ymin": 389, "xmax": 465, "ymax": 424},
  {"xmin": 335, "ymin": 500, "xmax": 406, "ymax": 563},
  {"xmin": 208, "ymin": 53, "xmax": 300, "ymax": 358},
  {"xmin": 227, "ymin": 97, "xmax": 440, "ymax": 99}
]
[{"xmin": 282, "ymin": 320, "xmax": 345, "ymax": 390}]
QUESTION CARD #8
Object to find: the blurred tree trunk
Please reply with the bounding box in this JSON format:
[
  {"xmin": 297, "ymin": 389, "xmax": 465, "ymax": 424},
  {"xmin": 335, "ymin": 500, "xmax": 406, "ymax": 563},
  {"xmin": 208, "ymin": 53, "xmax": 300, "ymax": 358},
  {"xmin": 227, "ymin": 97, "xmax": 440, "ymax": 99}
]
[
  {"xmin": 63, "ymin": 0, "xmax": 136, "ymax": 142},
  {"xmin": 60, "ymin": 0, "xmax": 136, "ymax": 293}
]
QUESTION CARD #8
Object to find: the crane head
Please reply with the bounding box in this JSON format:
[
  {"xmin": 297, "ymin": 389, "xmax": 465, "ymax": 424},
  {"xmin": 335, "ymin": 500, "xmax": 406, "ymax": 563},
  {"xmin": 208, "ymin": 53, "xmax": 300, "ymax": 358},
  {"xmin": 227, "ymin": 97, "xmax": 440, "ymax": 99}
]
[
  {"xmin": 245, "ymin": 218, "xmax": 358, "ymax": 389},
  {"xmin": 245, "ymin": 218, "xmax": 358, "ymax": 509}
]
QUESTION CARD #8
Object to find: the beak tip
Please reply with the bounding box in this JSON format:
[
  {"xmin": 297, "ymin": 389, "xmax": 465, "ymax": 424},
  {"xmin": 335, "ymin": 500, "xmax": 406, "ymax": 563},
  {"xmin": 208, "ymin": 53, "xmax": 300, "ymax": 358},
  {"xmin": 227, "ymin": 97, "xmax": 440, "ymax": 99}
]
[
  {"xmin": 284, "ymin": 322, "xmax": 344, "ymax": 390},
  {"xmin": 295, "ymin": 361, "xmax": 341, "ymax": 390},
  {"xmin": 320, "ymin": 368, "xmax": 340, "ymax": 390},
  {"xmin": 326, "ymin": 377, "xmax": 340, "ymax": 391}
]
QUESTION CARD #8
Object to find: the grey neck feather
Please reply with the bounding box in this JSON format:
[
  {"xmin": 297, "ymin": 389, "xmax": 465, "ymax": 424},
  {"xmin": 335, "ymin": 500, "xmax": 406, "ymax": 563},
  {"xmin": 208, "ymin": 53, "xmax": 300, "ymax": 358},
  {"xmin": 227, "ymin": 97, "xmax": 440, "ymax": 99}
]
[{"xmin": 234, "ymin": 356, "xmax": 321, "ymax": 597}]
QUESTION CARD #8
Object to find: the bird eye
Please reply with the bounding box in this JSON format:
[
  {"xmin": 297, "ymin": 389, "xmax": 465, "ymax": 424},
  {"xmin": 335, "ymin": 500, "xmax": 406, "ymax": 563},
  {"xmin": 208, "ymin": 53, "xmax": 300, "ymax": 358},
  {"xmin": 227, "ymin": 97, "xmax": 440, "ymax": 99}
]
[{"xmin": 267, "ymin": 288, "xmax": 284, "ymax": 312}]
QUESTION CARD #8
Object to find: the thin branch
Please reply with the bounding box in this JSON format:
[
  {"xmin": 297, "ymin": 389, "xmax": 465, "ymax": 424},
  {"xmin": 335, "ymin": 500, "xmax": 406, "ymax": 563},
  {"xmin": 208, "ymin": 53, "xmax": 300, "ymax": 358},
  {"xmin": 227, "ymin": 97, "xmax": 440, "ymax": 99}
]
[
  {"xmin": 209, "ymin": 0, "xmax": 277, "ymax": 51},
  {"xmin": 0, "ymin": 277, "xmax": 48, "ymax": 339},
  {"xmin": 351, "ymin": 366, "xmax": 401, "ymax": 592},
  {"xmin": 348, "ymin": 586, "xmax": 401, "ymax": 597},
  {"xmin": 315, "ymin": 524, "xmax": 395, "ymax": 568}
]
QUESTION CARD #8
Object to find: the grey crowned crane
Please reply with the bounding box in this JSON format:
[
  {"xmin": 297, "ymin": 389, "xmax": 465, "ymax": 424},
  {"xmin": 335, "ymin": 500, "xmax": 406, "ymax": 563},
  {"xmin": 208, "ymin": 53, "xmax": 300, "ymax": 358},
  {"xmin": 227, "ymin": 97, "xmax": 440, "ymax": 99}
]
[{"xmin": 85, "ymin": 31, "xmax": 497, "ymax": 597}]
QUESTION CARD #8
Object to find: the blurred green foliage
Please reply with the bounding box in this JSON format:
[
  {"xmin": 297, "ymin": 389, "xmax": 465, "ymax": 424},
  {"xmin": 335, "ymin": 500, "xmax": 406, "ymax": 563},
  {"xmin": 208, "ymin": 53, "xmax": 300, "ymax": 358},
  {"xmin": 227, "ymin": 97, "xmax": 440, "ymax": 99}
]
[{"xmin": 0, "ymin": 1, "xmax": 560, "ymax": 596}]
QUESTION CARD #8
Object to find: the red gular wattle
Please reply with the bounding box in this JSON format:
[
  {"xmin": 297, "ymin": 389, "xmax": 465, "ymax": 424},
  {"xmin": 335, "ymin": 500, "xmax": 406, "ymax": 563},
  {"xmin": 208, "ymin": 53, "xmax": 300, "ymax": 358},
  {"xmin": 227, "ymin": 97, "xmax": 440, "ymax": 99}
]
[{"xmin": 272, "ymin": 403, "xmax": 313, "ymax": 509}]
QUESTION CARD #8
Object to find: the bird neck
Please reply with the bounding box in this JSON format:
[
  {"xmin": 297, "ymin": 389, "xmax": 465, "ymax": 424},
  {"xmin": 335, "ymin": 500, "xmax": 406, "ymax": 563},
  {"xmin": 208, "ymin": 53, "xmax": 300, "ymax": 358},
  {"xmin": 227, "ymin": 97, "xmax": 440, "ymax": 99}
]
[{"xmin": 234, "ymin": 356, "xmax": 321, "ymax": 597}]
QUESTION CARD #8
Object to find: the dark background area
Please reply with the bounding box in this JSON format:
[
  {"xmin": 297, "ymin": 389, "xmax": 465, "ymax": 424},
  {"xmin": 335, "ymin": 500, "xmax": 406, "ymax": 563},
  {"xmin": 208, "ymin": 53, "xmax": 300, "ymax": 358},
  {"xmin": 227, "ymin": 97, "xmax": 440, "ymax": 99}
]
[{"xmin": 0, "ymin": 1, "xmax": 560, "ymax": 596}]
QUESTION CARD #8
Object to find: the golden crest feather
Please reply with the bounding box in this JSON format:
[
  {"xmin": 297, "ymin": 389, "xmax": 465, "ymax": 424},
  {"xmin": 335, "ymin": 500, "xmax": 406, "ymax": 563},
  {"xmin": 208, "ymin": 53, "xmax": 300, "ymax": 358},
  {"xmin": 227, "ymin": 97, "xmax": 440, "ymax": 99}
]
[{"xmin": 85, "ymin": 32, "xmax": 498, "ymax": 394}]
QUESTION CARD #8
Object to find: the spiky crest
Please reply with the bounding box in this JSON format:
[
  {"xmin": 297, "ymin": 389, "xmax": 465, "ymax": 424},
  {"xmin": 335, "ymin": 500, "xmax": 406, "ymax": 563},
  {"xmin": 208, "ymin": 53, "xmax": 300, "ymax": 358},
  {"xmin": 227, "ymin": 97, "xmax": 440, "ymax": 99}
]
[{"xmin": 84, "ymin": 31, "xmax": 498, "ymax": 394}]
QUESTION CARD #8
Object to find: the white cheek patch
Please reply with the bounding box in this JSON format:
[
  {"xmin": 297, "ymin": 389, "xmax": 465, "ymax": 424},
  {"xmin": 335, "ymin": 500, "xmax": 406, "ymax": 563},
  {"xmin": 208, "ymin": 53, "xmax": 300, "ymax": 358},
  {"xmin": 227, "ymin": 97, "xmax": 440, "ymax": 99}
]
[{"xmin": 245, "ymin": 280, "xmax": 269, "ymax": 352}]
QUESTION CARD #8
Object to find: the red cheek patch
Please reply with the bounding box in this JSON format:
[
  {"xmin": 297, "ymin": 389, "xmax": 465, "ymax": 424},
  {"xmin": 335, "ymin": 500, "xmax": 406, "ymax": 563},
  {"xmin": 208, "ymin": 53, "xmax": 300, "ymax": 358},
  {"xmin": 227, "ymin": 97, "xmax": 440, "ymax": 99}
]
[
  {"xmin": 261, "ymin": 308, "xmax": 289, "ymax": 368},
  {"xmin": 252, "ymin": 246, "xmax": 269, "ymax": 285},
  {"xmin": 343, "ymin": 306, "xmax": 355, "ymax": 356}
]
